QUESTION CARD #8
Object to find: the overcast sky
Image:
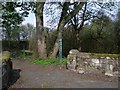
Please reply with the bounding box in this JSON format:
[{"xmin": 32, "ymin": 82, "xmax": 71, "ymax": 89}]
[{"xmin": 22, "ymin": 13, "xmax": 36, "ymax": 27}]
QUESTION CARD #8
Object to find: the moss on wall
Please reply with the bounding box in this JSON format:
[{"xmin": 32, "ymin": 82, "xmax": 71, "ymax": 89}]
[
  {"xmin": 0, "ymin": 51, "xmax": 10, "ymax": 61},
  {"xmin": 90, "ymin": 53, "xmax": 120, "ymax": 58}
]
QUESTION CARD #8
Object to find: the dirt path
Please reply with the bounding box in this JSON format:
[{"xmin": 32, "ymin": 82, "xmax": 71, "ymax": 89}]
[{"xmin": 8, "ymin": 58, "xmax": 118, "ymax": 88}]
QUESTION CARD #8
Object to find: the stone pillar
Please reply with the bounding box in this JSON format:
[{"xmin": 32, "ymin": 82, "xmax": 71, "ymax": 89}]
[{"xmin": 67, "ymin": 49, "xmax": 79, "ymax": 71}]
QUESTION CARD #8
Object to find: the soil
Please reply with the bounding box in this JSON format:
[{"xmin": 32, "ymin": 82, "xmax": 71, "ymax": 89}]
[{"xmin": 8, "ymin": 58, "xmax": 118, "ymax": 89}]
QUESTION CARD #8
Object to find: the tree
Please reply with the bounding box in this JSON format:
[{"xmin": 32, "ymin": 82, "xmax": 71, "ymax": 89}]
[
  {"xmin": 1, "ymin": 2, "xmax": 24, "ymax": 50},
  {"xmin": 1, "ymin": 1, "xmax": 47, "ymax": 58},
  {"xmin": 81, "ymin": 13, "xmax": 115, "ymax": 53},
  {"xmin": 19, "ymin": 23, "xmax": 36, "ymax": 51},
  {"xmin": 1, "ymin": 2, "xmax": 23, "ymax": 40},
  {"xmin": 50, "ymin": 1, "xmax": 118, "ymax": 57},
  {"xmin": 20, "ymin": 23, "xmax": 35, "ymax": 41},
  {"xmin": 1, "ymin": 1, "xmax": 118, "ymax": 58},
  {"xmin": 114, "ymin": 8, "xmax": 120, "ymax": 53},
  {"xmin": 50, "ymin": 2, "xmax": 85, "ymax": 57},
  {"xmin": 36, "ymin": 2, "xmax": 47, "ymax": 58},
  {"xmin": 14, "ymin": 1, "xmax": 47, "ymax": 58}
]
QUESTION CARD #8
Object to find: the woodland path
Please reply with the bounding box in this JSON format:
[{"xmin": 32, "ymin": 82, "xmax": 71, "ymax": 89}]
[{"xmin": 8, "ymin": 58, "xmax": 118, "ymax": 89}]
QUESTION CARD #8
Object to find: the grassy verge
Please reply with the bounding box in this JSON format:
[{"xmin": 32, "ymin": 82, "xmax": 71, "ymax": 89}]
[
  {"xmin": 11, "ymin": 50, "xmax": 68, "ymax": 66},
  {"xmin": 33, "ymin": 58, "xmax": 67, "ymax": 65}
]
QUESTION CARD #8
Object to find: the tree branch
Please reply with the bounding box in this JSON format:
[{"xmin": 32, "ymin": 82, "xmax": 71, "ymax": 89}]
[
  {"xmin": 77, "ymin": 2, "xmax": 87, "ymax": 31},
  {"xmin": 64, "ymin": 2, "xmax": 85, "ymax": 26}
]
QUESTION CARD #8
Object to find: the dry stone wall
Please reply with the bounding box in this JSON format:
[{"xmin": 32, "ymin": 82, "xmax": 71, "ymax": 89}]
[{"xmin": 67, "ymin": 49, "xmax": 119, "ymax": 77}]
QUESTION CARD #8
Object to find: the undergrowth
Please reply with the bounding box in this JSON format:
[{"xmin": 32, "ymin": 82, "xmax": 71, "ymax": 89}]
[{"xmin": 11, "ymin": 50, "xmax": 33, "ymax": 58}]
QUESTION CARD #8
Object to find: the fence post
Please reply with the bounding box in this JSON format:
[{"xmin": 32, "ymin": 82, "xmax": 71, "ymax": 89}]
[{"xmin": 58, "ymin": 32, "xmax": 62, "ymax": 64}]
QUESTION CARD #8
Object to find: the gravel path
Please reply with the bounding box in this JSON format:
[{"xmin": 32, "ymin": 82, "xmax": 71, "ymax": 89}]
[{"xmin": 8, "ymin": 58, "xmax": 118, "ymax": 89}]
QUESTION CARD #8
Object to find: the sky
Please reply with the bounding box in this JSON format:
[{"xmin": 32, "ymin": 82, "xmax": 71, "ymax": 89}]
[
  {"xmin": 21, "ymin": 3, "xmax": 60, "ymax": 29},
  {"xmin": 22, "ymin": 12, "xmax": 57, "ymax": 28},
  {"xmin": 16, "ymin": 7, "xmax": 36, "ymax": 27},
  {"xmin": 22, "ymin": 13, "xmax": 36, "ymax": 27}
]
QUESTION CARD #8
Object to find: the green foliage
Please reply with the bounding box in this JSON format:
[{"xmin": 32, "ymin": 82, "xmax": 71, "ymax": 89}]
[
  {"xmin": 46, "ymin": 12, "xmax": 118, "ymax": 57},
  {"xmin": 63, "ymin": 30, "xmax": 79, "ymax": 57},
  {"xmin": 32, "ymin": 52, "xmax": 39, "ymax": 59},
  {"xmin": 2, "ymin": 40, "xmax": 29, "ymax": 51},
  {"xmin": 1, "ymin": 2, "xmax": 24, "ymax": 40},
  {"xmin": 11, "ymin": 50, "xmax": 33, "ymax": 58},
  {"xmin": 14, "ymin": 2, "xmax": 36, "ymax": 16},
  {"xmin": 1, "ymin": 2, "xmax": 119, "ymax": 58},
  {"xmin": 80, "ymin": 14, "xmax": 117, "ymax": 53},
  {"xmin": 33, "ymin": 58, "xmax": 67, "ymax": 65},
  {"xmin": 113, "ymin": 9, "xmax": 120, "ymax": 53},
  {"xmin": 20, "ymin": 24, "xmax": 35, "ymax": 40}
]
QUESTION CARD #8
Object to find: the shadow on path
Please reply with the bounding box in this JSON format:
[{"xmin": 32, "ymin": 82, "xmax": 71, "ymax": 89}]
[{"xmin": 7, "ymin": 69, "xmax": 21, "ymax": 89}]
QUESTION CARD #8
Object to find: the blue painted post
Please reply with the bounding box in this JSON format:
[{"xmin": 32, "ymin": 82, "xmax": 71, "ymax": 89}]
[{"xmin": 58, "ymin": 32, "xmax": 62, "ymax": 63}]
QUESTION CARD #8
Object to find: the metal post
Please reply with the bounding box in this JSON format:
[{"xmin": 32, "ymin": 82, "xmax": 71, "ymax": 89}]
[{"xmin": 58, "ymin": 32, "xmax": 62, "ymax": 63}]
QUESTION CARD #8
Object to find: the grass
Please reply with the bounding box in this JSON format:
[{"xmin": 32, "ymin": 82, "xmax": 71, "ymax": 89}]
[
  {"xmin": 41, "ymin": 82, "xmax": 54, "ymax": 88},
  {"xmin": 33, "ymin": 58, "xmax": 67, "ymax": 65},
  {"xmin": 11, "ymin": 50, "xmax": 67, "ymax": 66}
]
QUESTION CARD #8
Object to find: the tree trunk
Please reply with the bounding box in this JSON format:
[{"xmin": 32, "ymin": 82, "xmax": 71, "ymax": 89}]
[
  {"xmin": 50, "ymin": 22, "xmax": 64, "ymax": 58},
  {"xmin": 36, "ymin": 2, "xmax": 47, "ymax": 59},
  {"xmin": 50, "ymin": 39, "xmax": 59, "ymax": 58}
]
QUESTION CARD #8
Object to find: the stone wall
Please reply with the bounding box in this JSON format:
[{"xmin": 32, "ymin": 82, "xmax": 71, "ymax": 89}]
[{"xmin": 67, "ymin": 49, "xmax": 119, "ymax": 77}]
